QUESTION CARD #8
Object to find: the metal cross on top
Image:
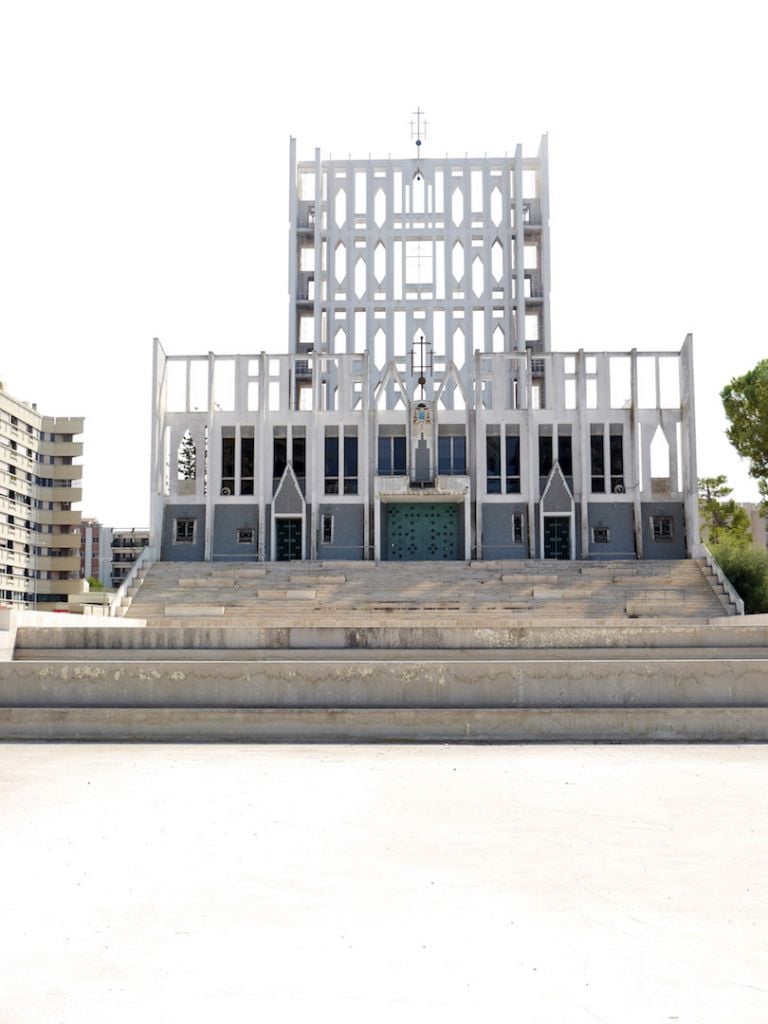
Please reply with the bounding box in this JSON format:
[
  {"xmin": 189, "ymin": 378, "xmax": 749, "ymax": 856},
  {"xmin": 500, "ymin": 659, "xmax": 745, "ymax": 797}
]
[
  {"xmin": 410, "ymin": 331, "xmax": 433, "ymax": 398},
  {"xmin": 410, "ymin": 107, "xmax": 428, "ymax": 148},
  {"xmin": 410, "ymin": 108, "xmax": 428, "ymax": 178}
]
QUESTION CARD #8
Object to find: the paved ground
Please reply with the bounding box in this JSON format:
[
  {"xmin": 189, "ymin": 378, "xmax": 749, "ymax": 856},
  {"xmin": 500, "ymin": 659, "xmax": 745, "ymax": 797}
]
[{"xmin": 1, "ymin": 744, "xmax": 766, "ymax": 1023}]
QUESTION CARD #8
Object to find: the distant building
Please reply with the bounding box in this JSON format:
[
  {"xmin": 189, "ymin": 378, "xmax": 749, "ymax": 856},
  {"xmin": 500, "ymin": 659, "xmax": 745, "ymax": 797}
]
[
  {"xmin": 0, "ymin": 380, "xmax": 85, "ymax": 608},
  {"xmin": 78, "ymin": 520, "xmax": 149, "ymax": 588},
  {"xmin": 79, "ymin": 517, "xmax": 111, "ymax": 587},
  {"xmin": 150, "ymin": 134, "xmax": 699, "ymax": 563},
  {"xmin": 110, "ymin": 528, "xmax": 149, "ymax": 588}
]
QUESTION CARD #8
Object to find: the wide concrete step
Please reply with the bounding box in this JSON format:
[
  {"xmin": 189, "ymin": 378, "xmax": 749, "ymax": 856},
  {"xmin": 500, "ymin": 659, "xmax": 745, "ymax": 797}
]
[
  {"xmin": 2, "ymin": 706, "xmax": 767, "ymax": 743},
  {"xmin": 14, "ymin": 646, "xmax": 768, "ymax": 662},
  {"xmin": 1, "ymin": 654, "xmax": 767, "ymax": 741},
  {"xmin": 3, "ymin": 655, "xmax": 768, "ymax": 707},
  {"xmin": 14, "ymin": 620, "xmax": 768, "ymax": 654}
]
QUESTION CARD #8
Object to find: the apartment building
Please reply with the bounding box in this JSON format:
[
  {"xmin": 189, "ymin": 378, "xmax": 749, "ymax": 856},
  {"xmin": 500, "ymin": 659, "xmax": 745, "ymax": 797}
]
[
  {"xmin": 0, "ymin": 381, "xmax": 85, "ymax": 608},
  {"xmin": 79, "ymin": 520, "xmax": 149, "ymax": 588},
  {"xmin": 110, "ymin": 527, "xmax": 149, "ymax": 587}
]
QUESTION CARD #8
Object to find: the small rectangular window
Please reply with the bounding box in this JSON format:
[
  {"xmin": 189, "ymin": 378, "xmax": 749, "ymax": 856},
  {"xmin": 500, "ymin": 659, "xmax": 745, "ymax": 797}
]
[
  {"xmin": 590, "ymin": 427, "xmax": 605, "ymax": 493},
  {"xmin": 592, "ymin": 527, "xmax": 610, "ymax": 544},
  {"xmin": 538, "ymin": 434, "xmax": 553, "ymax": 477},
  {"xmin": 437, "ymin": 434, "xmax": 466, "ymax": 475},
  {"xmin": 558, "ymin": 433, "xmax": 573, "ymax": 477},
  {"xmin": 325, "ymin": 434, "xmax": 339, "ymax": 493},
  {"xmin": 344, "ymin": 436, "xmax": 358, "ymax": 495},
  {"xmin": 174, "ymin": 518, "xmax": 195, "ymax": 544},
  {"xmin": 505, "ymin": 432, "xmax": 520, "ymax": 493},
  {"xmin": 236, "ymin": 528, "xmax": 255, "ymax": 545},
  {"xmin": 321, "ymin": 514, "xmax": 334, "ymax": 545},
  {"xmin": 511, "ymin": 513, "xmax": 524, "ymax": 544},
  {"xmin": 221, "ymin": 434, "xmax": 235, "ymax": 495},
  {"xmin": 240, "ymin": 435, "xmax": 255, "ymax": 496},
  {"xmin": 273, "ymin": 435, "xmax": 287, "ymax": 480},
  {"xmin": 486, "ymin": 432, "xmax": 502, "ymax": 494},
  {"xmin": 610, "ymin": 430, "xmax": 624, "ymax": 492},
  {"xmin": 293, "ymin": 435, "xmax": 306, "ymax": 478},
  {"xmin": 651, "ymin": 515, "xmax": 674, "ymax": 542},
  {"xmin": 377, "ymin": 435, "xmax": 407, "ymax": 476}
]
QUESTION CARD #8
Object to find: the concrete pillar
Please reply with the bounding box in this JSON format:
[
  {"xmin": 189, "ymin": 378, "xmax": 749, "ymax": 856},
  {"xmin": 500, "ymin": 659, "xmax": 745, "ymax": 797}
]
[
  {"xmin": 362, "ymin": 349, "xmax": 371, "ymax": 560},
  {"xmin": 288, "ymin": 137, "xmax": 298, "ymax": 353},
  {"xmin": 204, "ymin": 352, "xmax": 215, "ymax": 563},
  {"xmin": 525, "ymin": 357, "xmax": 537, "ymax": 558},
  {"xmin": 630, "ymin": 349, "xmax": 643, "ymax": 559},
  {"xmin": 257, "ymin": 352, "xmax": 268, "ymax": 562},
  {"xmin": 514, "ymin": 145, "xmax": 525, "ymax": 353},
  {"xmin": 680, "ymin": 334, "xmax": 700, "ymax": 556},
  {"xmin": 577, "ymin": 350, "xmax": 590, "ymax": 558}
]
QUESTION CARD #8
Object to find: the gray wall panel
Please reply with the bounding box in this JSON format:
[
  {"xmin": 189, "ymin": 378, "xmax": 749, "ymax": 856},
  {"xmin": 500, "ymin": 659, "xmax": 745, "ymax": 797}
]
[
  {"xmin": 212, "ymin": 505, "xmax": 259, "ymax": 561},
  {"xmin": 318, "ymin": 504, "xmax": 364, "ymax": 560},
  {"xmin": 587, "ymin": 503, "xmax": 636, "ymax": 560},
  {"xmin": 641, "ymin": 502, "xmax": 687, "ymax": 559},
  {"xmin": 160, "ymin": 505, "xmax": 206, "ymax": 561},
  {"xmin": 482, "ymin": 503, "xmax": 528, "ymax": 561}
]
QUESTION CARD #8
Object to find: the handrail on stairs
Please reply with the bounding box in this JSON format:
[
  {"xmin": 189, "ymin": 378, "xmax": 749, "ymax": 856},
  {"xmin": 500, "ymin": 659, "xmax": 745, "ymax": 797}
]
[
  {"xmin": 108, "ymin": 546, "xmax": 158, "ymax": 618},
  {"xmin": 700, "ymin": 544, "xmax": 745, "ymax": 616}
]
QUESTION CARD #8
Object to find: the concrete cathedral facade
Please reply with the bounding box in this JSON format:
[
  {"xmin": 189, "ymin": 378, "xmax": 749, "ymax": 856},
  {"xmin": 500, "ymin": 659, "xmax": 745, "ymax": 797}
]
[{"xmin": 150, "ymin": 135, "xmax": 699, "ymax": 563}]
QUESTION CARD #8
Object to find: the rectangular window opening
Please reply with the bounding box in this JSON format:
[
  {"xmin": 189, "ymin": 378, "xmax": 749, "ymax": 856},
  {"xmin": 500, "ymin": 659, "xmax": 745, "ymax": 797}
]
[
  {"xmin": 324, "ymin": 433, "xmax": 339, "ymax": 494},
  {"xmin": 651, "ymin": 515, "xmax": 674, "ymax": 542},
  {"xmin": 343, "ymin": 435, "xmax": 358, "ymax": 495},
  {"xmin": 512, "ymin": 513, "xmax": 524, "ymax": 544},
  {"xmin": 321, "ymin": 514, "xmax": 334, "ymax": 545},
  {"xmin": 486, "ymin": 431, "xmax": 502, "ymax": 494},
  {"xmin": 590, "ymin": 426, "xmax": 605, "ymax": 493},
  {"xmin": 174, "ymin": 519, "xmax": 196, "ymax": 544}
]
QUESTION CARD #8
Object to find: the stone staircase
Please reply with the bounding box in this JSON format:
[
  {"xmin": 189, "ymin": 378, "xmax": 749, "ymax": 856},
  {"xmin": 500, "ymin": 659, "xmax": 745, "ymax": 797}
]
[
  {"xmin": 3, "ymin": 558, "xmax": 765, "ymax": 744},
  {"xmin": 119, "ymin": 558, "xmax": 732, "ymax": 630},
  {"xmin": 2, "ymin": 646, "xmax": 768, "ymax": 742}
]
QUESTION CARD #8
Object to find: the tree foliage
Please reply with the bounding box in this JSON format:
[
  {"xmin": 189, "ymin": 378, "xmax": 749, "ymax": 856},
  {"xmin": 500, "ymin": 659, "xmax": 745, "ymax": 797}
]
[
  {"xmin": 712, "ymin": 539, "xmax": 768, "ymax": 614},
  {"xmin": 721, "ymin": 359, "xmax": 768, "ymax": 512},
  {"xmin": 698, "ymin": 475, "xmax": 752, "ymax": 547}
]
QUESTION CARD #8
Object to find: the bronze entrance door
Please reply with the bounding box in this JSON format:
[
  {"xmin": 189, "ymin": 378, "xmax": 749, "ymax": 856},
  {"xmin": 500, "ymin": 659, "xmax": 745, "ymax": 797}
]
[
  {"xmin": 276, "ymin": 518, "xmax": 302, "ymax": 561},
  {"xmin": 543, "ymin": 516, "xmax": 570, "ymax": 559},
  {"xmin": 385, "ymin": 503, "xmax": 459, "ymax": 560}
]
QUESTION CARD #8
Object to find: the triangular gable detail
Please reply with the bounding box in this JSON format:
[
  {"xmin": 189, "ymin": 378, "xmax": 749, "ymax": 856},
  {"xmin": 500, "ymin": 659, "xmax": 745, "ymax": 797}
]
[
  {"xmin": 541, "ymin": 462, "xmax": 573, "ymax": 514},
  {"xmin": 434, "ymin": 362, "xmax": 468, "ymax": 403},
  {"xmin": 373, "ymin": 361, "xmax": 410, "ymax": 408},
  {"xmin": 273, "ymin": 463, "xmax": 305, "ymax": 515}
]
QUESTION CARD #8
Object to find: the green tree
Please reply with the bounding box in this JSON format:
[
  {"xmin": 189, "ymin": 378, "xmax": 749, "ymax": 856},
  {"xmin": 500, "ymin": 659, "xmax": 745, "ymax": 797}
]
[
  {"xmin": 86, "ymin": 575, "xmax": 105, "ymax": 591},
  {"xmin": 721, "ymin": 359, "xmax": 768, "ymax": 513},
  {"xmin": 712, "ymin": 539, "xmax": 768, "ymax": 614},
  {"xmin": 698, "ymin": 476, "xmax": 752, "ymax": 547}
]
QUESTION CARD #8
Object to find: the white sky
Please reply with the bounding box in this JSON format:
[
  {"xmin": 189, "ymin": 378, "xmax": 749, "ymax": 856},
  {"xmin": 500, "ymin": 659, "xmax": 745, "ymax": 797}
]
[{"xmin": 1, "ymin": 0, "xmax": 765, "ymax": 527}]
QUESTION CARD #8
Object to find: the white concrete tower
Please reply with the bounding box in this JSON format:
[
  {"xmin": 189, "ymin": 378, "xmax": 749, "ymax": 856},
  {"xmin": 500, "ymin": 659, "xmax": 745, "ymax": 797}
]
[{"xmin": 289, "ymin": 133, "xmax": 552, "ymax": 410}]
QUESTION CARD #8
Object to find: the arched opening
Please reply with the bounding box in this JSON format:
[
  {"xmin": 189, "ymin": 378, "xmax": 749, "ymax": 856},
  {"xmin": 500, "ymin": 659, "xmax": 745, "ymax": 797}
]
[{"xmin": 177, "ymin": 430, "xmax": 196, "ymax": 480}]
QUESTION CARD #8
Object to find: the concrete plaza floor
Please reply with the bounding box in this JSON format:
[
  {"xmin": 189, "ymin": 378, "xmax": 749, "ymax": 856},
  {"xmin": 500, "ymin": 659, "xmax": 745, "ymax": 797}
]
[{"xmin": 1, "ymin": 744, "xmax": 766, "ymax": 1023}]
